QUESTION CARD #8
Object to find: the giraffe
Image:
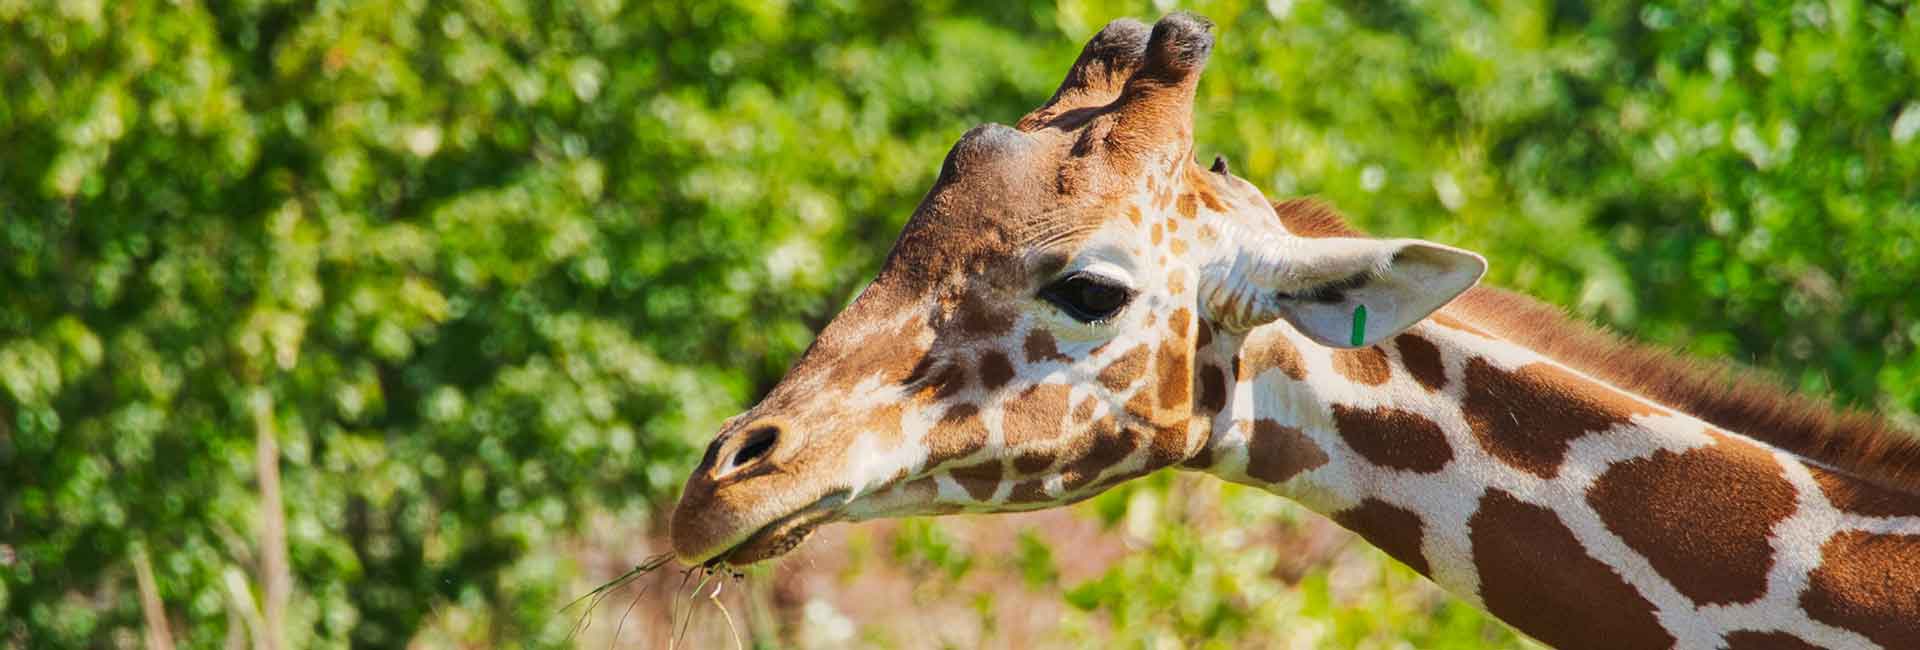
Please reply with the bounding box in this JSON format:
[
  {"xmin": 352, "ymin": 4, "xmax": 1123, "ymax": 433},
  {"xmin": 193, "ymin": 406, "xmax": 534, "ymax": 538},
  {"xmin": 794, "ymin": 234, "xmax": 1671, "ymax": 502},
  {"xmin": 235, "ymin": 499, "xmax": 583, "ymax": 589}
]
[{"xmin": 668, "ymin": 13, "xmax": 1920, "ymax": 649}]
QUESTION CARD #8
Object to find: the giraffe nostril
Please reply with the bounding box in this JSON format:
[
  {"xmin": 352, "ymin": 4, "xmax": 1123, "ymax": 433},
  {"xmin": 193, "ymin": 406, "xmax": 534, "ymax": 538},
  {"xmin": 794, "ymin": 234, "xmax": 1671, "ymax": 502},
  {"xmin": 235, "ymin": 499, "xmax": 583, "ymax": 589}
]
[{"xmin": 726, "ymin": 425, "xmax": 779, "ymax": 472}]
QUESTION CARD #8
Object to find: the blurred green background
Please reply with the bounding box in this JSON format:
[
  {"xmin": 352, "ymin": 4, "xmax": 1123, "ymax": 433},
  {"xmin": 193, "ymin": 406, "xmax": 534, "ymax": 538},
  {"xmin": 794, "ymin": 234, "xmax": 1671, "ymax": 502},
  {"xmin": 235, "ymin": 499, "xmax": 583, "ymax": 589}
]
[{"xmin": 5, "ymin": 0, "xmax": 1919, "ymax": 648}]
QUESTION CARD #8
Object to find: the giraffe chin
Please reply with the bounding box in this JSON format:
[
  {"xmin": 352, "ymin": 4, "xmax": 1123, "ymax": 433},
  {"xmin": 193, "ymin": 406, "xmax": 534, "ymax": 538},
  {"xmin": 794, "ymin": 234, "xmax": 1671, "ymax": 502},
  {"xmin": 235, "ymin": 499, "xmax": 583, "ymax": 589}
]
[{"xmin": 708, "ymin": 505, "xmax": 840, "ymax": 567}]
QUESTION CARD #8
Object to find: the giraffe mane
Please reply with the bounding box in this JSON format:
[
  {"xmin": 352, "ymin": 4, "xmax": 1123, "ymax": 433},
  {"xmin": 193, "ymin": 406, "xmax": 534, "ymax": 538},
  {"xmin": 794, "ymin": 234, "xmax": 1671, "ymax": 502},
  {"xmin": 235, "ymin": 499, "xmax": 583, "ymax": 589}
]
[{"xmin": 1272, "ymin": 197, "xmax": 1920, "ymax": 493}]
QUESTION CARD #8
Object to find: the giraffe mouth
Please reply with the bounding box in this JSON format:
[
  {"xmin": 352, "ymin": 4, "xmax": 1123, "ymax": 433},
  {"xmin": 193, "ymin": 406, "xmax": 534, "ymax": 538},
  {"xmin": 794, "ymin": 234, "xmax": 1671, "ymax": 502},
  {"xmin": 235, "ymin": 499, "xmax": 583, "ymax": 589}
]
[{"xmin": 706, "ymin": 499, "xmax": 843, "ymax": 567}]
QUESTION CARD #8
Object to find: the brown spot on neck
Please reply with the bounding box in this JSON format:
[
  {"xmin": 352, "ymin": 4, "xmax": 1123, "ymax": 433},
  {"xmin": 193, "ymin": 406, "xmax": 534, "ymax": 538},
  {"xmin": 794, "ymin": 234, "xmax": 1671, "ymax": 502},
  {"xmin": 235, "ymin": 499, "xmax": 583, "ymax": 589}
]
[
  {"xmin": 1461, "ymin": 359, "xmax": 1665, "ymax": 478},
  {"xmin": 1331, "ymin": 404, "xmax": 1452, "ymax": 473},
  {"xmin": 1586, "ymin": 430, "xmax": 1796, "ymax": 605},
  {"xmin": 1394, "ymin": 332, "xmax": 1447, "ymax": 392},
  {"xmin": 1238, "ymin": 328, "xmax": 1306, "ymax": 382},
  {"xmin": 1809, "ymin": 464, "xmax": 1920, "ymax": 518},
  {"xmin": 1245, "ymin": 419, "xmax": 1327, "ymax": 483},
  {"xmin": 1332, "ymin": 347, "xmax": 1391, "ymax": 386},
  {"xmin": 1195, "ymin": 361, "xmax": 1228, "ymax": 415},
  {"xmin": 1470, "ymin": 489, "xmax": 1674, "ymax": 650},
  {"xmin": 1721, "ymin": 631, "xmax": 1823, "ymax": 650},
  {"xmin": 1446, "ymin": 285, "xmax": 1920, "ymax": 497},
  {"xmin": 1332, "ymin": 499, "xmax": 1430, "ymax": 575},
  {"xmin": 1801, "ymin": 531, "xmax": 1920, "ymax": 647}
]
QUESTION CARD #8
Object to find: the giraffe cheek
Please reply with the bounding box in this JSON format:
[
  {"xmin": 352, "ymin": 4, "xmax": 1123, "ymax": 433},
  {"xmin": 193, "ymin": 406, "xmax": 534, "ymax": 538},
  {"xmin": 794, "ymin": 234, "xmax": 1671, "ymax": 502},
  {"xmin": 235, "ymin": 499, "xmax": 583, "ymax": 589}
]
[
  {"xmin": 924, "ymin": 404, "xmax": 988, "ymax": 469},
  {"xmin": 1002, "ymin": 382, "xmax": 1074, "ymax": 448}
]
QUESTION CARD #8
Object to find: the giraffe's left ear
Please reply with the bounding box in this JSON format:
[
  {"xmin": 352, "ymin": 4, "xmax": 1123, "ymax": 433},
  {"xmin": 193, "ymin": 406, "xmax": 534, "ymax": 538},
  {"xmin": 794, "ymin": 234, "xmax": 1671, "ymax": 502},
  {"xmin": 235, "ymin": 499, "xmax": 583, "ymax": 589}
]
[{"xmin": 1202, "ymin": 237, "xmax": 1487, "ymax": 348}]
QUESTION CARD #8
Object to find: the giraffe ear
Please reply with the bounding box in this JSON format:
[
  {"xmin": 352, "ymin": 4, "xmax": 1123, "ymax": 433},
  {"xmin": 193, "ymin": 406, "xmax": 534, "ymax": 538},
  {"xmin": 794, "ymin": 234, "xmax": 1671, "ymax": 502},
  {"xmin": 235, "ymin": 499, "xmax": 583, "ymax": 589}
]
[{"xmin": 1203, "ymin": 237, "xmax": 1486, "ymax": 348}]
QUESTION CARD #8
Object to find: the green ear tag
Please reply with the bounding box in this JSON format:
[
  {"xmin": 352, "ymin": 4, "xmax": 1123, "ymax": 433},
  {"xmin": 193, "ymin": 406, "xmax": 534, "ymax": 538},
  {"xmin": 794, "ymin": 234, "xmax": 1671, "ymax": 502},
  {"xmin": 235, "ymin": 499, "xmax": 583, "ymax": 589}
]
[{"xmin": 1350, "ymin": 304, "xmax": 1368, "ymax": 347}]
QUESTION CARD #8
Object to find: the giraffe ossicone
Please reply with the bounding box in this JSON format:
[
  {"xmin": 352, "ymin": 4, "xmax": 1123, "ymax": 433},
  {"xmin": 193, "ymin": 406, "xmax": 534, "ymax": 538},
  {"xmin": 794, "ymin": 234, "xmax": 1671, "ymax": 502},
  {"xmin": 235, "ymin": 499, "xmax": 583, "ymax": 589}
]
[{"xmin": 669, "ymin": 13, "xmax": 1920, "ymax": 649}]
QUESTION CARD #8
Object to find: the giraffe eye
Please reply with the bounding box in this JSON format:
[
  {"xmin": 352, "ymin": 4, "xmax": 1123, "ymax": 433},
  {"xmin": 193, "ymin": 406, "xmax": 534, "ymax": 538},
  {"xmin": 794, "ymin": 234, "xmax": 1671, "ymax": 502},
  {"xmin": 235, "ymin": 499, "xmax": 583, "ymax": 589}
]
[{"xmin": 1039, "ymin": 273, "xmax": 1133, "ymax": 323}]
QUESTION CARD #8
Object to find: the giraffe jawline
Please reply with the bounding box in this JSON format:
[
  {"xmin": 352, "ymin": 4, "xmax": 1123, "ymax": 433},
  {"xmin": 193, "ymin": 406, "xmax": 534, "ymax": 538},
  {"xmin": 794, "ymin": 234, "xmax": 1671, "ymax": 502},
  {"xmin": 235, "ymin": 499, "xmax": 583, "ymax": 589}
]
[{"xmin": 708, "ymin": 504, "xmax": 840, "ymax": 567}]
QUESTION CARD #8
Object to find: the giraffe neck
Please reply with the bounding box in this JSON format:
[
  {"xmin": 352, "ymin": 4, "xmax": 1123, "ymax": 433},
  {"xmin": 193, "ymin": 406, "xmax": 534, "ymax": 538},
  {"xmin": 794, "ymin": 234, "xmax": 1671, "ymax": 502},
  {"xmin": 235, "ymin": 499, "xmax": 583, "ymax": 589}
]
[{"xmin": 1188, "ymin": 310, "xmax": 1920, "ymax": 650}]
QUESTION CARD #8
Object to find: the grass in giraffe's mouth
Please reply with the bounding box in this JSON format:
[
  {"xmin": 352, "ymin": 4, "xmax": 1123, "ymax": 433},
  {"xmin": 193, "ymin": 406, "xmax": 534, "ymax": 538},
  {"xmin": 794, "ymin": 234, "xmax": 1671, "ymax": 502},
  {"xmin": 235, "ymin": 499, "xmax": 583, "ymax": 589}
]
[{"xmin": 713, "ymin": 503, "xmax": 842, "ymax": 567}]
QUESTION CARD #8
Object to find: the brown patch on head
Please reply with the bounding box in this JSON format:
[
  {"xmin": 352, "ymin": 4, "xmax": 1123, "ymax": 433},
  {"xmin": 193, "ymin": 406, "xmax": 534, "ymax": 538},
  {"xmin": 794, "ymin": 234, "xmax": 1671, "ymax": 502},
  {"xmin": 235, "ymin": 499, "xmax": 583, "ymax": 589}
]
[
  {"xmin": 1721, "ymin": 631, "xmax": 1823, "ymax": 650},
  {"xmin": 978, "ymin": 350, "xmax": 1016, "ymax": 392},
  {"xmin": 1145, "ymin": 420, "xmax": 1190, "ymax": 468},
  {"xmin": 953, "ymin": 291, "xmax": 1015, "ymax": 339},
  {"xmin": 950, "ymin": 460, "xmax": 1004, "ymax": 501},
  {"xmin": 1179, "ymin": 441, "xmax": 1214, "ymax": 470},
  {"xmin": 1154, "ymin": 338, "xmax": 1191, "ymax": 410},
  {"xmin": 926, "ymin": 404, "xmax": 988, "ymax": 467},
  {"xmin": 1176, "ymin": 193, "xmax": 1198, "ymax": 219},
  {"xmin": 1150, "ymin": 222, "xmax": 1164, "ymax": 245},
  {"xmin": 918, "ymin": 361, "xmax": 971, "ymax": 402},
  {"xmin": 1245, "ymin": 419, "xmax": 1329, "ymax": 484},
  {"xmin": 1169, "ymin": 237, "xmax": 1188, "ymax": 255},
  {"xmin": 1800, "ymin": 531, "xmax": 1920, "ymax": 647},
  {"xmin": 1168, "ymin": 308, "xmax": 1192, "ymax": 339},
  {"xmin": 1811, "ymin": 465, "xmax": 1920, "ymax": 518},
  {"xmin": 827, "ymin": 313, "xmax": 929, "ymax": 387},
  {"xmin": 1098, "ymin": 343, "xmax": 1150, "ymax": 392},
  {"xmin": 1196, "ymin": 362, "xmax": 1228, "ymax": 415},
  {"xmin": 1332, "ymin": 499, "xmax": 1430, "ymax": 575},
  {"xmin": 1123, "ymin": 386, "xmax": 1155, "ymax": 424},
  {"xmin": 1238, "ymin": 329, "xmax": 1306, "ymax": 381},
  {"xmin": 1024, "ymin": 329, "xmax": 1071, "ymax": 364},
  {"xmin": 1394, "ymin": 333, "xmax": 1447, "ymax": 392},
  {"xmin": 1197, "ymin": 187, "xmax": 1224, "ymax": 212},
  {"xmin": 1587, "ymin": 431, "xmax": 1796, "ymax": 605},
  {"xmin": 1008, "ymin": 479, "xmax": 1052, "ymax": 504},
  {"xmin": 1462, "ymin": 359, "xmax": 1665, "ymax": 478},
  {"xmin": 1332, "ymin": 347, "xmax": 1392, "ymax": 386},
  {"xmin": 902, "ymin": 354, "xmax": 938, "ymax": 386},
  {"xmin": 1071, "ymin": 395, "xmax": 1098, "ymax": 423},
  {"xmin": 1166, "ymin": 269, "xmax": 1188, "ymax": 295},
  {"xmin": 1470, "ymin": 489, "xmax": 1673, "ymax": 650},
  {"xmin": 1060, "ymin": 415, "xmax": 1134, "ymax": 491},
  {"xmin": 1127, "ymin": 204, "xmax": 1142, "ymax": 225},
  {"xmin": 1330, "ymin": 405, "xmax": 1452, "ymax": 473},
  {"xmin": 1004, "ymin": 382, "xmax": 1072, "ymax": 447},
  {"xmin": 1013, "ymin": 451, "xmax": 1053, "ymax": 476}
]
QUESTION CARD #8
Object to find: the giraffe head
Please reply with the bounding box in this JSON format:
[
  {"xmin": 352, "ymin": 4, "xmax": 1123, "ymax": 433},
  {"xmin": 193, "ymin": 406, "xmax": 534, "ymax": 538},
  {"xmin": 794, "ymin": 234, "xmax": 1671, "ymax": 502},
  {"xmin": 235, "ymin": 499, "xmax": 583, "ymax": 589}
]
[{"xmin": 670, "ymin": 13, "xmax": 1487, "ymax": 566}]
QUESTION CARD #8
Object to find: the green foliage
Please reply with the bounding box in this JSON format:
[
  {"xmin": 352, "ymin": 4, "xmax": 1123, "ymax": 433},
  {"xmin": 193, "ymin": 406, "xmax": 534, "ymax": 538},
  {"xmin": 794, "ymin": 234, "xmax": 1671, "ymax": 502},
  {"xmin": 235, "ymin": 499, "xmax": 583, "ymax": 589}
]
[{"xmin": 3, "ymin": 0, "xmax": 1918, "ymax": 647}]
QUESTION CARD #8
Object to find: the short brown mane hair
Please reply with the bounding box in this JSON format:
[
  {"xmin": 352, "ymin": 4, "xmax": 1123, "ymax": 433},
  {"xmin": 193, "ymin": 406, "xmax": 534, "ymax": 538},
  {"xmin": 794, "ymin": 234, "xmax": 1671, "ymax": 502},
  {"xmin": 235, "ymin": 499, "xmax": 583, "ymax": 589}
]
[{"xmin": 1272, "ymin": 198, "xmax": 1920, "ymax": 491}]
